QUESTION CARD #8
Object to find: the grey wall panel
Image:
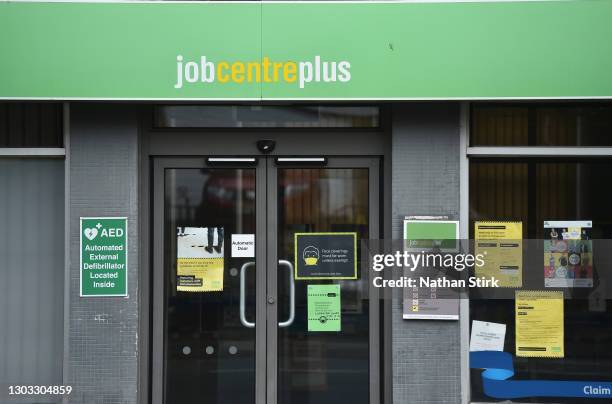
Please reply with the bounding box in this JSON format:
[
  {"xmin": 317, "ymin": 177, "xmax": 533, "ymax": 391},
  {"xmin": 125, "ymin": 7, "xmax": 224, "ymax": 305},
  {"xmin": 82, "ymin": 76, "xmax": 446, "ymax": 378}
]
[
  {"xmin": 0, "ymin": 159, "xmax": 64, "ymax": 399},
  {"xmin": 68, "ymin": 104, "xmax": 139, "ymax": 404},
  {"xmin": 391, "ymin": 103, "xmax": 461, "ymax": 404}
]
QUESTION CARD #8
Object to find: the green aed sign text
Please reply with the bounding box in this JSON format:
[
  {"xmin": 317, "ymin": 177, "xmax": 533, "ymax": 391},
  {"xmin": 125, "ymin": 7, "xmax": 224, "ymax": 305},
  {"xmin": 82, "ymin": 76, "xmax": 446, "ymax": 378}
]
[{"xmin": 80, "ymin": 217, "xmax": 128, "ymax": 297}]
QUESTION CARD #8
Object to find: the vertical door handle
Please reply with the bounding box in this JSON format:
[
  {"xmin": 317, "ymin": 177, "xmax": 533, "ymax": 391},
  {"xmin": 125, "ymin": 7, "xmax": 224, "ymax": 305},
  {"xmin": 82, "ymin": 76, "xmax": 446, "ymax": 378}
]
[
  {"xmin": 278, "ymin": 259, "xmax": 295, "ymax": 328},
  {"xmin": 240, "ymin": 261, "xmax": 256, "ymax": 328}
]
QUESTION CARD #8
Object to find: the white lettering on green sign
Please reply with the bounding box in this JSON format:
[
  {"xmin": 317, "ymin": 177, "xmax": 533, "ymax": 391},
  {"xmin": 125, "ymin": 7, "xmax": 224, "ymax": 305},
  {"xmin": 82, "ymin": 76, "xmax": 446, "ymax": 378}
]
[{"xmin": 80, "ymin": 217, "xmax": 128, "ymax": 297}]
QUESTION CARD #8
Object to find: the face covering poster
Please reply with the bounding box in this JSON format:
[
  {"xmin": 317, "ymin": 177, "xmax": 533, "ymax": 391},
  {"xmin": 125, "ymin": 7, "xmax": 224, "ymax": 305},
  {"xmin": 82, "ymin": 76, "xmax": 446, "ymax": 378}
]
[
  {"xmin": 176, "ymin": 226, "xmax": 224, "ymax": 292},
  {"xmin": 294, "ymin": 233, "xmax": 357, "ymax": 280},
  {"xmin": 544, "ymin": 221, "xmax": 593, "ymax": 288}
]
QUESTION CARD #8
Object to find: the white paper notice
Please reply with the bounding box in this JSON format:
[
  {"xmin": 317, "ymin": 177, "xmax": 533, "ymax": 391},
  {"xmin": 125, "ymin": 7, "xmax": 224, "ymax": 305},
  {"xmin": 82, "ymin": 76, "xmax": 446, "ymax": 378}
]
[
  {"xmin": 231, "ymin": 234, "xmax": 255, "ymax": 258},
  {"xmin": 470, "ymin": 320, "xmax": 506, "ymax": 352}
]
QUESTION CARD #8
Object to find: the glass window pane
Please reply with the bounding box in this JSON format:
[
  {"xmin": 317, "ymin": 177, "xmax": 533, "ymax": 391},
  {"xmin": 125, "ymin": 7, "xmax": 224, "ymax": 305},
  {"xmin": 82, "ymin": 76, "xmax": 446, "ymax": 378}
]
[
  {"xmin": 277, "ymin": 168, "xmax": 370, "ymax": 404},
  {"xmin": 164, "ymin": 167, "xmax": 257, "ymax": 404},
  {"xmin": 471, "ymin": 104, "xmax": 612, "ymax": 146},
  {"xmin": 154, "ymin": 105, "xmax": 379, "ymax": 128},
  {"xmin": 469, "ymin": 159, "xmax": 612, "ymax": 403},
  {"xmin": 0, "ymin": 103, "xmax": 63, "ymax": 147},
  {"xmin": 0, "ymin": 159, "xmax": 64, "ymax": 389},
  {"xmin": 470, "ymin": 160, "xmax": 612, "ymax": 238}
]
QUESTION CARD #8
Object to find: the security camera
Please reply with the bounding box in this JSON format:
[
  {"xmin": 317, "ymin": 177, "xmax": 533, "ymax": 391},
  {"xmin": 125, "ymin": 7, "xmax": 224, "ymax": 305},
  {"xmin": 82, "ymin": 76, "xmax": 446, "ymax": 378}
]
[{"xmin": 256, "ymin": 140, "xmax": 276, "ymax": 154}]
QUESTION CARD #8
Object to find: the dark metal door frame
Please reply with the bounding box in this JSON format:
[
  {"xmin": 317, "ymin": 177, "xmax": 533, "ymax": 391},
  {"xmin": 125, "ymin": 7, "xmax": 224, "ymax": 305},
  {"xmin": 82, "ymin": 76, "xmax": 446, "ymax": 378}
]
[
  {"xmin": 141, "ymin": 126, "xmax": 389, "ymax": 404},
  {"xmin": 264, "ymin": 157, "xmax": 380, "ymax": 404},
  {"xmin": 151, "ymin": 157, "xmax": 269, "ymax": 404}
]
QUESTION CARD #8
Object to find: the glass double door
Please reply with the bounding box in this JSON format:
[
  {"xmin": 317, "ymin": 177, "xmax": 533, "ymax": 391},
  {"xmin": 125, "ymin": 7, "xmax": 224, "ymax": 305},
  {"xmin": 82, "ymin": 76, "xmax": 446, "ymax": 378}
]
[{"xmin": 152, "ymin": 156, "xmax": 380, "ymax": 404}]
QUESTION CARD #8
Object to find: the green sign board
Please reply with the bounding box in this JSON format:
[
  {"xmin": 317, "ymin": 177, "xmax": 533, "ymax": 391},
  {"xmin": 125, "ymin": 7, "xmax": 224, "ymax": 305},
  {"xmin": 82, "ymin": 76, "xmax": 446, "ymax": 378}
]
[
  {"xmin": 307, "ymin": 284, "xmax": 341, "ymax": 332},
  {"xmin": 1, "ymin": 1, "xmax": 612, "ymax": 100},
  {"xmin": 404, "ymin": 219, "xmax": 459, "ymax": 251},
  {"xmin": 80, "ymin": 217, "xmax": 128, "ymax": 297}
]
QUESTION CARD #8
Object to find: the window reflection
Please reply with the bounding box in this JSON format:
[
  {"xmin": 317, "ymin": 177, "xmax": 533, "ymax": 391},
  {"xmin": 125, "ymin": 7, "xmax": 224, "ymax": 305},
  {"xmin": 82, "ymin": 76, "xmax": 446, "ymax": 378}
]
[
  {"xmin": 471, "ymin": 104, "xmax": 612, "ymax": 146},
  {"xmin": 470, "ymin": 159, "xmax": 612, "ymax": 403},
  {"xmin": 164, "ymin": 168, "xmax": 256, "ymax": 404},
  {"xmin": 155, "ymin": 105, "xmax": 379, "ymax": 128},
  {"xmin": 277, "ymin": 168, "xmax": 370, "ymax": 404}
]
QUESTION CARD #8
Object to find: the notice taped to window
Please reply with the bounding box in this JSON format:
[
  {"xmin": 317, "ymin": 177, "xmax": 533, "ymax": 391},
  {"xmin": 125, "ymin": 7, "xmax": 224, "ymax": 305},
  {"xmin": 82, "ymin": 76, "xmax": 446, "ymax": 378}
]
[
  {"xmin": 475, "ymin": 221, "xmax": 522, "ymax": 287},
  {"xmin": 295, "ymin": 233, "xmax": 357, "ymax": 280},
  {"xmin": 231, "ymin": 234, "xmax": 254, "ymax": 258},
  {"xmin": 470, "ymin": 320, "xmax": 506, "ymax": 352},
  {"xmin": 515, "ymin": 290, "xmax": 564, "ymax": 358},
  {"xmin": 544, "ymin": 220, "xmax": 593, "ymax": 288},
  {"xmin": 307, "ymin": 284, "xmax": 341, "ymax": 332},
  {"xmin": 177, "ymin": 226, "xmax": 224, "ymax": 292}
]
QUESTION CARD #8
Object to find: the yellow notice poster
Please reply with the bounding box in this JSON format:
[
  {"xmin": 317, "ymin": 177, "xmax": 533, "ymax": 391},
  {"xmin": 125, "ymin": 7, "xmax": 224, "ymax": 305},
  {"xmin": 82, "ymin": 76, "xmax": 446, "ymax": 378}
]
[
  {"xmin": 515, "ymin": 290, "xmax": 564, "ymax": 358},
  {"xmin": 475, "ymin": 221, "xmax": 522, "ymax": 287},
  {"xmin": 176, "ymin": 227, "xmax": 224, "ymax": 292}
]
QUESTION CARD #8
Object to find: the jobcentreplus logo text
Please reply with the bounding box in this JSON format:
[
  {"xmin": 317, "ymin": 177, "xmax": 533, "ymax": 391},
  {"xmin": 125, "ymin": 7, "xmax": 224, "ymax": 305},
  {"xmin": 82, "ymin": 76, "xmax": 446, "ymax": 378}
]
[{"xmin": 174, "ymin": 55, "xmax": 351, "ymax": 89}]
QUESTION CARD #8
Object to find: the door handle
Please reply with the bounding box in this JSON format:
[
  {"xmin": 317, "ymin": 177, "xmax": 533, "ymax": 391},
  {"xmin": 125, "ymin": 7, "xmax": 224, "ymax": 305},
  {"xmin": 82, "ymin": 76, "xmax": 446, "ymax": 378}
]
[
  {"xmin": 278, "ymin": 259, "xmax": 295, "ymax": 328},
  {"xmin": 239, "ymin": 261, "xmax": 255, "ymax": 328}
]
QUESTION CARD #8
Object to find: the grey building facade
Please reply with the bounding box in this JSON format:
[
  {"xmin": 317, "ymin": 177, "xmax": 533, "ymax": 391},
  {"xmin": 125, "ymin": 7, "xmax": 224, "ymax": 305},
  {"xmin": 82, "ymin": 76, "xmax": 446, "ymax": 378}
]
[{"xmin": 2, "ymin": 2, "xmax": 612, "ymax": 404}]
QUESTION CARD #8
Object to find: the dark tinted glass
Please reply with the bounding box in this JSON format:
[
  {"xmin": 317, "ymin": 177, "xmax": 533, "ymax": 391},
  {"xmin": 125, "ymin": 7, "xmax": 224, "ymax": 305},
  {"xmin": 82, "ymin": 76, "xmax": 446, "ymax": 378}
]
[
  {"xmin": 277, "ymin": 168, "xmax": 370, "ymax": 404},
  {"xmin": 164, "ymin": 167, "xmax": 257, "ymax": 404},
  {"xmin": 154, "ymin": 105, "xmax": 379, "ymax": 128},
  {"xmin": 471, "ymin": 104, "xmax": 612, "ymax": 146},
  {"xmin": 0, "ymin": 103, "xmax": 63, "ymax": 147},
  {"xmin": 470, "ymin": 159, "xmax": 612, "ymax": 403}
]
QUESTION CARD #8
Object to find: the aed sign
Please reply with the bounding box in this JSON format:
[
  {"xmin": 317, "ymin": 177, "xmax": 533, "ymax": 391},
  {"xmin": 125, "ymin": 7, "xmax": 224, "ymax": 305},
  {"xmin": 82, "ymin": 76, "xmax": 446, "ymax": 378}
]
[{"xmin": 80, "ymin": 217, "xmax": 128, "ymax": 297}]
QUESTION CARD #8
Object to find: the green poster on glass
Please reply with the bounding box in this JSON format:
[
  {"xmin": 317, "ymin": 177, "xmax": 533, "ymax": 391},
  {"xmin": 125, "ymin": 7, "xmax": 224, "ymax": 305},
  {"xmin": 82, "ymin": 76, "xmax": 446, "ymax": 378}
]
[
  {"xmin": 80, "ymin": 217, "xmax": 128, "ymax": 297},
  {"xmin": 307, "ymin": 284, "xmax": 341, "ymax": 332}
]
